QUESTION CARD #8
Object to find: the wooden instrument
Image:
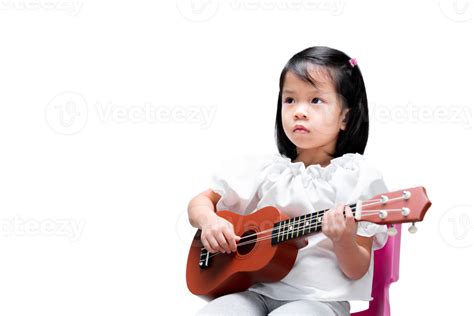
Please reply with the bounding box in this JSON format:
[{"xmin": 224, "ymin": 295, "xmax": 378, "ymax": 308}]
[{"xmin": 186, "ymin": 186, "xmax": 431, "ymax": 298}]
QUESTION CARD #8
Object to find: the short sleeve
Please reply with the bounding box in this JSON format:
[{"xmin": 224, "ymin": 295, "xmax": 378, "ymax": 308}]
[
  {"xmin": 350, "ymin": 158, "xmax": 390, "ymax": 250},
  {"xmin": 208, "ymin": 154, "xmax": 272, "ymax": 215},
  {"xmin": 357, "ymin": 221, "xmax": 388, "ymax": 250}
]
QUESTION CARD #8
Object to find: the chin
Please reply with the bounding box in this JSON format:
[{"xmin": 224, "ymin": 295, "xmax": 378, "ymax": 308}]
[{"xmin": 290, "ymin": 139, "xmax": 316, "ymax": 149}]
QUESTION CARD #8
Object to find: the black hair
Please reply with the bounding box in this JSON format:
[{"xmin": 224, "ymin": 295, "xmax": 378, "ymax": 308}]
[{"xmin": 275, "ymin": 46, "xmax": 369, "ymax": 161}]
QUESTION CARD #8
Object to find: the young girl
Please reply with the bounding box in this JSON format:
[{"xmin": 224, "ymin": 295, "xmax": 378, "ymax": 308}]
[{"xmin": 187, "ymin": 46, "xmax": 389, "ymax": 316}]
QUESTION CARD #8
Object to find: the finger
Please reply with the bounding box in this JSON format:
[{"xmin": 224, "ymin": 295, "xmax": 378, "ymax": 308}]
[
  {"xmin": 329, "ymin": 208, "xmax": 338, "ymax": 226},
  {"xmin": 209, "ymin": 236, "xmax": 224, "ymax": 253},
  {"xmin": 323, "ymin": 210, "xmax": 331, "ymax": 229},
  {"xmin": 324, "ymin": 211, "xmax": 335, "ymax": 236},
  {"xmin": 334, "ymin": 205, "xmax": 345, "ymax": 227},
  {"xmin": 226, "ymin": 223, "xmax": 241, "ymax": 242},
  {"xmin": 344, "ymin": 206, "xmax": 356, "ymax": 233},
  {"xmin": 326, "ymin": 208, "xmax": 335, "ymax": 222},
  {"xmin": 337, "ymin": 203, "xmax": 345, "ymax": 215},
  {"xmin": 201, "ymin": 238, "xmax": 212, "ymax": 253},
  {"xmin": 322, "ymin": 212, "xmax": 328, "ymax": 234},
  {"xmin": 203, "ymin": 237, "xmax": 217, "ymax": 253},
  {"xmin": 223, "ymin": 230, "xmax": 238, "ymax": 252},
  {"xmin": 345, "ymin": 205, "xmax": 354, "ymax": 222},
  {"xmin": 216, "ymin": 232, "xmax": 230, "ymax": 253},
  {"xmin": 322, "ymin": 211, "xmax": 329, "ymax": 224}
]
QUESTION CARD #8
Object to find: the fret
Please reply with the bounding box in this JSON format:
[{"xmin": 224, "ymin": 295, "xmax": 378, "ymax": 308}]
[
  {"xmin": 316, "ymin": 209, "xmax": 325, "ymax": 232},
  {"xmin": 294, "ymin": 215, "xmax": 298, "ymax": 236},
  {"xmin": 279, "ymin": 220, "xmax": 285, "ymax": 243},
  {"xmin": 295, "ymin": 215, "xmax": 300, "ymax": 238},
  {"xmin": 306, "ymin": 213, "xmax": 311, "ymax": 234},
  {"xmin": 272, "ymin": 204, "xmax": 355, "ymax": 245},
  {"xmin": 289, "ymin": 218, "xmax": 293, "ymax": 240},
  {"xmin": 299, "ymin": 214, "xmax": 304, "ymax": 236},
  {"xmin": 296, "ymin": 214, "xmax": 302, "ymax": 236},
  {"xmin": 276, "ymin": 221, "xmax": 281, "ymax": 243},
  {"xmin": 290, "ymin": 217, "xmax": 295, "ymax": 239},
  {"xmin": 280, "ymin": 219, "xmax": 286, "ymax": 242},
  {"xmin": 302, "ymin": 214, "xmax": 307, "ymax": 236},
  {"xmin": 279, "ymin": 219, "xmax": 284, "ymax": 242},
  {"xmin": 313, "ymin": 210, "xmax": 319, "ymax": 233},
  {"xmin": 299, "ymin": 214, "xmax": 304, "ymax": 235},
  {"xmin": 301, "ymin": 214, "xmax": 308, "ymax": 236},
  {"xmin": 300, "ymin": 214, "xmax": 306, "ymax": 236},
  {"xmin": 279, "ymin": 220, "xmax": 283, "ymax": 242},
  {"xmin": 276, "ymin": 220, "xmax": 282, "ymax": 243}
]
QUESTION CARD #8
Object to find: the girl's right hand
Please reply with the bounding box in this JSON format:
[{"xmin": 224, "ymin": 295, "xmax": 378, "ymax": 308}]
[{"xmin": 200, "ymin": 214, "xmax": 241, "ymax": 254}]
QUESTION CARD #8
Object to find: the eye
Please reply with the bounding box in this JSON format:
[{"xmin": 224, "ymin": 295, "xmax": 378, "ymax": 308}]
[
  {"xmin": 284, "ymin": 97, "xmax": 294, "ymax": 104},
  {"xmin": 312, "ymin": 98, "xmax": 323, "ymax": 104}
]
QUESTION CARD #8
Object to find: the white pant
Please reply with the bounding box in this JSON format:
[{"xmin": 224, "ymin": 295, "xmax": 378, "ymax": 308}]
[{"xmin": 196, "ymin": 290, "xmax": 351, "ymax": 316}]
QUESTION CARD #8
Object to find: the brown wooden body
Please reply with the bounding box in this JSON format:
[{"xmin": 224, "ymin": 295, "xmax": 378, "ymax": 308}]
[{"xmin": 186, "ymin": 206, "xmax": 305, "ymax": 298}]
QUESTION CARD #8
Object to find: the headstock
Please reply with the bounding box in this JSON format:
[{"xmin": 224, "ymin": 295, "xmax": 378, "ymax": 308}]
[{"xmin": 354, "ymin": 186, "xmax": 432, "ymax": 235}]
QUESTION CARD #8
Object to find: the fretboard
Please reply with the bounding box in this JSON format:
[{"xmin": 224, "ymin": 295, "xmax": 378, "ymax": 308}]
[{"xmin": 271, "ymin": 203, "xmax": 357, "ymax": 245}]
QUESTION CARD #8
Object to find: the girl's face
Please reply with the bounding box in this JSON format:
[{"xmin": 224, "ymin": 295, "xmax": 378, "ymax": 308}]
[{"xmin": 281, "ymin": 67, "xmax": 349, "ymax": 159}]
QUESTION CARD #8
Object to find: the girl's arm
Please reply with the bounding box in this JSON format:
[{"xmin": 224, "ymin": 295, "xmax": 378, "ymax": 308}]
[
  {"xmin": 187, "ymin": 189, "xmax": 241, "ymax": 254},
  {"xmin": 333, "ymin": 235, "xmax": 373, "ymax": 280},
  {"xmin": 322, "ymin": 203, "xmax": 373, "ymax": 280},
  {"xmin": 187, "ymin": 189, "xmax": 221, "ymax": 229}
]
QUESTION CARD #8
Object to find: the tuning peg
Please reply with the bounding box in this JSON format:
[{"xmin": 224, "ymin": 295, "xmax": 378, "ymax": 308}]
[
  {"xmin": 403, "ymin": 190, "xmax": 411, "ymax": 200},
  {"xmin": 408, "ymin": 222, "xmax": 418, "ymax": 234},
  {"xmin": 401, "ymin": 207, "xmax": 410, "ymax": 217},
  {"xmin": 388, "ymin": 224, "xmax": 398, "ymax": 236}
]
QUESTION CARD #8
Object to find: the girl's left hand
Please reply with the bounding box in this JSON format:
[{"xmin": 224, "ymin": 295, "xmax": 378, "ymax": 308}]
[{"xmin": 322, "ymin": 203, "xmax": 357, "ymax": 246}]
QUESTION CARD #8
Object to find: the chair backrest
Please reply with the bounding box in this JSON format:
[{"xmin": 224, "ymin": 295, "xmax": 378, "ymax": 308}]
[{"xmin": 351, "ymin": 223, "xmax": 402, "ymax": 316}]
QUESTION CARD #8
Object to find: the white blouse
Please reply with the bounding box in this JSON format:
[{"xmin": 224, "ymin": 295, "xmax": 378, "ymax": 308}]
[{"xmin": 208, "ymin": 152, "xmax": 389, "ymax": 302}]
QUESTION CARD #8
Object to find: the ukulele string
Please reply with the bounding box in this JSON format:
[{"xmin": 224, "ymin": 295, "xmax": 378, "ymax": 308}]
[
  {"xmin": 205, "ymin": 207, "xmax": 405, "ymax": 260},
  {"xmin": 232, "ymin": 198, "xmax": 396, "ymax": 243},
  {"xmin": 206, "ymin": 216, "xmax": 344, "ymax": 260},
  {"xmin": 206, "ymin": 221, "xmax": 325, "ymax": 260},
  {"xmin": 238, "ymin": 207, "xmax": 406, "ymax": 246},
  {"xmin": 201, "ymin": 197, "xmax": 398, "ymax": 252}
]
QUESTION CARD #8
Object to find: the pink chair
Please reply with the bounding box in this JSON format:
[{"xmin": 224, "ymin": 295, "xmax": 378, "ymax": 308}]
[{"xmin": 351, "ymin": 223, "xmax": 402, "ymax": 316}]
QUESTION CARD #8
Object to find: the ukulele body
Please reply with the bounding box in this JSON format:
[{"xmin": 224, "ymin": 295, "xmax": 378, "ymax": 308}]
[{"xmin": 186, "ymin": 206, "xmax": 306, "ymax": 298}]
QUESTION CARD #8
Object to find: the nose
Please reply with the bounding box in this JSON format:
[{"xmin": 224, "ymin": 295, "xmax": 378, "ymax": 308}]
[{"xmin": 294, "ymin": 103, "xmax": 309, "ymax": 120}]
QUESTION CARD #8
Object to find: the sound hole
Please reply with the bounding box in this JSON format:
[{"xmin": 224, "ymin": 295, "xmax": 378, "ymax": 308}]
[{"xmin": 237, "ymin": 230, "xmax": 257, "ymax": 255}]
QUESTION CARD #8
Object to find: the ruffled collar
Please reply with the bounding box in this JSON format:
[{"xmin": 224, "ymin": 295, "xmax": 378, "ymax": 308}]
[{"xmin": 266, "ymin": 152, "xmax": 365, "ymax": 184}]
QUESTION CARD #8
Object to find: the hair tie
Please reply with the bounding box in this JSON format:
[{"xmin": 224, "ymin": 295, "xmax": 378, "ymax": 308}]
[{"xmin": 349, "ymin": 58, "xmax": 358, "ymax": 67}]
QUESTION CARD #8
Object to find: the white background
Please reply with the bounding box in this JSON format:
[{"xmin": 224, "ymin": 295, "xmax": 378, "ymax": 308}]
[{"xmin": 0, "ymin": 0, "xmax": 473, "ymax": 315}]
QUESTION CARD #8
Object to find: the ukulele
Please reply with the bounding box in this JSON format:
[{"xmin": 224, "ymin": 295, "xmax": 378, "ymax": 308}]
[{"xmin": 186, "ymin": 186, "xmax": 431, "ymax": 298}]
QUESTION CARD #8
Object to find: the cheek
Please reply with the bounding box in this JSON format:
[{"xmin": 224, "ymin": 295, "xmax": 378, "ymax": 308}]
[
  {"xmin": 309, "ymin": 110, "xmax": 342, "ymax": 139},
  {"xmin": 281, "ymin": 108, "xmax": 292, "ymax": 128},
  {"xmin": 314, "ymin": 107, "xmax": 340, "ymax": 127}
]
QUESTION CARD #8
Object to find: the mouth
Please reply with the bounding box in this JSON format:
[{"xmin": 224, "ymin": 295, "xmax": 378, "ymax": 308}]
[{"xmin": 293, "ymin": 125, "xmax": 310, "ymax": 133}]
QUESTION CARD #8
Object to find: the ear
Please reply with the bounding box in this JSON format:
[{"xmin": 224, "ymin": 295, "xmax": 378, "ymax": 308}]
[{"xmin": 340, "ymin": 108, "xmax": 350, "ymax": 131}]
